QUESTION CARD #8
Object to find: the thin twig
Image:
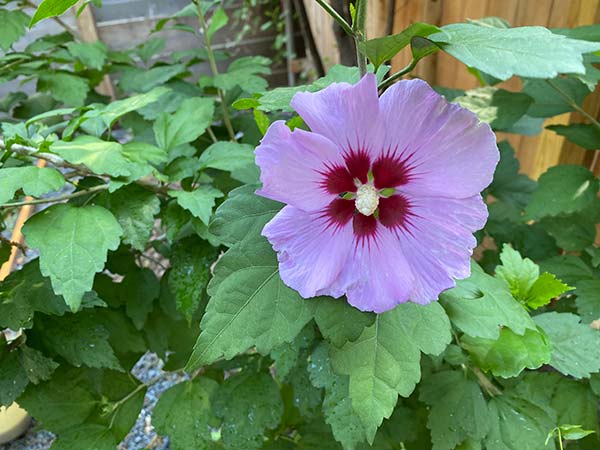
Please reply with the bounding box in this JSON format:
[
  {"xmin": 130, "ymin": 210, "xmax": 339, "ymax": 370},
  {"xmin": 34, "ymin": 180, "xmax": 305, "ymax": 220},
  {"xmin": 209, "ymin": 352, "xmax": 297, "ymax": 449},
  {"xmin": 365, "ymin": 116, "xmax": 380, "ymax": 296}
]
[
  {"xmin": 472, "ymin": 367, "xmax": 502, "ymax": 397},
  {"xmin": 1, "ymin": 184, "xmax": 109, "ymax": 209},
  {"xmin": 315, "ymin": 0, "xmax": 353, "ymax": 36},
  {"xmin": 546, "ymin": 79, "xmax": 600, "ymax": 131},
  {"xmin": 192, "ymin": 0, "xmax": 237, "ymax": 141},
  {"xmin": 206, "ymin": 126, "xmax": 218, "ymax": 143}
]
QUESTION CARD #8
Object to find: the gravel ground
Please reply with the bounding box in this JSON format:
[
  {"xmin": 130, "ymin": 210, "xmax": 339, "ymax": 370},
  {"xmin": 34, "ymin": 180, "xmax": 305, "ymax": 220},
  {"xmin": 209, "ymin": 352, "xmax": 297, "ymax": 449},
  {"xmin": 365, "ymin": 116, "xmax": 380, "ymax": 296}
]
[{"xmin": 1, "ymin": 353, "xmax": 187, "ymax": 450}]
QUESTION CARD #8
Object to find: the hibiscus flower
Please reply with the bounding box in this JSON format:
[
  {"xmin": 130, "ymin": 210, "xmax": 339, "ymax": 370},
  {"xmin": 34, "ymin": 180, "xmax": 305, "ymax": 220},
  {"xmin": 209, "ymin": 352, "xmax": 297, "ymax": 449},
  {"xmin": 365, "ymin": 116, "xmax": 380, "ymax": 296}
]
[{"xmin": 255, "ymin": 73, "xmax": 498, "ymax": 313}]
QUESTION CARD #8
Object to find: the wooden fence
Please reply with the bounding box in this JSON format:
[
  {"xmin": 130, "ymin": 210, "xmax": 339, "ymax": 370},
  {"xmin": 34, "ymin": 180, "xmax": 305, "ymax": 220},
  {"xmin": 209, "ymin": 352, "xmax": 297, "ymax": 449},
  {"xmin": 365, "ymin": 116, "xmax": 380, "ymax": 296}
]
[{"xmin": 304, "ymin": 0, "xmax": 600, "ymax": 179}]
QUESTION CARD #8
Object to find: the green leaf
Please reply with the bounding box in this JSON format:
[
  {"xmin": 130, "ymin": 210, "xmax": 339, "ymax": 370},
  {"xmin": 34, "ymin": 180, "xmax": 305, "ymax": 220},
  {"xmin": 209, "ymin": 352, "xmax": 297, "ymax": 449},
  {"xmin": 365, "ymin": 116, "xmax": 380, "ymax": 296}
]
[
  {"xmin": 153, "ymin": 97, "xmax": 214, "ymax": 152},
  {"xmin": 0, "ymin": 349, "xmax": 29, "ymax": 406},
  {"xmin": 454, "ymin": 87, "xmax": 532, "ymax": 131},
  {"xmin": 462, "ymin": 327, "xmax": 551, "ymax": 378},
  {"xmin": 169, "ymin": 187, "xmax": 224, "ymax": 225},
  {"xmin": 118, "ymin": 64, "xmax": 186, "ymax": 93},
  {"xmin": 153, "ymin": 378, "xmax": 220, "ymax": 450},
  {"xmin": 534, "ymin": 312, "xmax": 600, "ymax": 378},
  {"xmin": 66, "ymin": 40, "xmax": 108, "ymax": 70},
  {"xmin": 0, "ymin": 9, "xmax": 30, "ymax": 51},
  {"xmin": 575, "ymin": 279, "xmax": 600, "ymax": 323},
  {"xmin": 186, "ymin": 235, "xmax": 315, "ymax": 369},
  {"xmin": 198, "ymin": 141, "xmax": 255, "ymax": 172},
  {"xmin": 360, "ymin": 22, "xmax": 440, "ymax": 70},
  {"xmin": 213, "ymin": 56, "xmax": 271, "ymax": 93},
  {"xmin": 0, "ymin": 166, "xmax": 64, "ymax": 205},
  {"xmin": 100, "ymin": 184, "xmax": 160, "ymax": 251},
  {"xmin": 331, "ymin": 302, "xmax": 451, "ymax": 442},
  {"xmin": 99, "ymin": 86, "xmax": 170, "ymax": 127},
  {"xmin": 23, "ymin": 204, "xmax": 122, "ymax": 311},
  {"xmin": 50, "ymin": 424, "xmax": 117, "ymax": 450},
  {"xmin": 120, "ymin": 268, "xmax": 159, "ymax": 329},
  {"xmin": 420, "ymin": 371, "xmax": 490, "ymax": 450},
  {"xmin": 540, "ymin": 213, "xmax": 597, "ymax": 251},
  {"xmin": 37, "ymin": 72, "xmax": 89, "ymax": 107},
  {"xmin": 209, "ymin": 184, "xmax": 282, "ymax": 247},
  {"xmin": 314, "ymin": 297, "xmax": 375, "ymax": 348},
  {"xmin": 547, "ymin": 123, "xmax": 600, "ymax": 150},
  {"xmin": 526, "ymin": 165, "xmax": 599, "ymax": 219},
  {"xmin": 307, "ymin": 343, "xmax": 368, "ymax": 449},
  {"xmin": 213, "ymin": 372, "xmax": 284, "ymax": 450},
  {"xmin": 51, "ymin": 136, "xmax": 134, "ymax": 177},
  {"xmin": 19, "ymin": 346, "xmax": 59, "ymax": 385},
  {"xmin": 441, "ymin": 263, "xmax": 537, "ymax": 339},
  {"xmin": 135, "ymin": 37, "xmax": 165, "ymax": 64},
  {"xmin": 18, "ymin": 367, "xmax": 97, "ymax": 432},
  {"xmin": 168, "ymin": 236, "xmax": 218, "ymax": 323},
  {"xmin": 30, "ymin": 0, "xmax": 78, "ymax": 26},
  {"xmin": 0, "ymin": 260, "xmax": 69, "ymax": 329},
  {"xmin": 431, "ymin": 23, "xmax": 600, "ymax": 80},
  {"xmin": 539, "ymin": 255, "xmax": 595, "ymax": 286},
  {"xmin": 33, "ymin": 312, "xmax": 121, "ymax": 370},
  {"xmin": 523, "ymin": 78, "xmax": 589, "ymax": 118},
  {"xmin": 207, "ymin": 7, "xmax": 228, "ymax": 41},
  {"xmin": 525, "ymin": 273, "xmax": 572, "ymax": 309},
  {"xmin": 551, "ymin": 378, "xmax": 599, "ymax": 432},
  {"xmin": 496, "ymin": 244, "xmax": 539, "ymax": 300},
  {"xmin": 253, "ymin": 108, "xmax": 270, "ymax": 135},
  {"xmin": 485, "ymin": 393, "xmax": 556, "ymax": 450}
]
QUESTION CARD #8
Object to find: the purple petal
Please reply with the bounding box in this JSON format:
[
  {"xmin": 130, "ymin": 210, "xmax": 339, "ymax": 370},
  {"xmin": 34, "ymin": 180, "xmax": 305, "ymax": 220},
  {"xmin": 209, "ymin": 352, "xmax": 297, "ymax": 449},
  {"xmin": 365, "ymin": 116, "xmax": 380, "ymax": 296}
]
[
  {"xmin": 336, "ymin": 228, "xmax": 415, "ymax": 313},
  {"xmin": 262, "ymin": 205, "xmax": 354, "ymax": 298},
  {"xmin": 397, "ymin": 194, "xmax": 488, "ymax": 303},
  {"xmin": 291, "ymin": 73, "xmax": 384, "ymax": 158},
  {"xmin": 255, "ymin": 121, "xmax": 343, "ymax": 212},
  {"xmin": 379, "ymin": 79, "xmax": 498, "ymax": 198}
]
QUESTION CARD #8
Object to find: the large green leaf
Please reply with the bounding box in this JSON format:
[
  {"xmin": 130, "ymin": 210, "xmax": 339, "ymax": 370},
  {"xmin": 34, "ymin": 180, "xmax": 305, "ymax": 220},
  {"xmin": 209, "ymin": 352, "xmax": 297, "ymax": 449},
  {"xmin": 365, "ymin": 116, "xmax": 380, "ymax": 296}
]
[
  {"xmin": 99, "ymin": 184, "xmax": 160, "ymax": 251},
  {"xmin": 32, "ymin": 312, "xmax": 121, "ymax": 370},
  {"xmin": 0, "ymin": 9, "xmax": 30, "ymax": 51},
  {"xmin": 66, "ymin": 40, "xmax": 108, "ymax": 70},
  {"xmin": 169, "ymin": 187, "xmax": 223, "ymax": 226},
  {"xmin": 526, "ymin": 165, "xmax": 599, "ymax": 219},
  {"xmin": 209, "ymin": 184, "xmax": 282, "ymax": 247},
  {"xmin": 99, "ymin": 87, "xmax": 170, "ymax": 126},
  {"xmin": 523, "ymin": 78, "xmax": 589, "ymax": 118},
  {"xmin": 440, "ymin": 263, "xmax": 537, "ymax": 339},
  {"xmin": 152, "ymin": 378, "xmax": 220, "ymax": 450},
  {"xmin": 51, "ymin": 136, "xmax": 135, "ymax": 177},
  {"xmin": 485, "ymin": 393, "xmax": 556, "ymax": 450},
  {"xmin": 360, "ymin": 23, "xmax": 440, "ymax": 70},
  {"xmin": 431, "ymin": 23, "xmax": 600, "ymax": 80},
  {"xmin": 0, "ymin": 349, "xmax": 29, "ymax": 406},
  {"xmin": 420, "ymin": 371, "xmax": 490, "ymax": 450},
  {"xmin": 213, "ymin": 56, "xmax": 271, "ymax": 93},
  {"xmin": 454, "ymin": 87, "xmax": 532, "ymax": 131},
  {"xmin": 546, "ymin": 123, "xmax": 600, "ymax": 150},
  {"xmin": 198, "ymin": 141, "xmax": 255, "ymax": 172},
  {"xmin": 0, "ymin": 166, "xmax": 64, "ymax": 205},
  {"xmin": 118, "ymin": 64, "xmax": 186, "ymax": 93},
  {"xmin": 23, "ymin": 204, "xmax": 122, "ymax": 311},
  {"xmin": 314, "ymin": 297, "xmax": 375, "ymax": 348},
  {"xmin": 462, "ymin": 327, "xmax": 551, "ymax": 378},
  {"xmin": 37, "ymin": 72, "xmax": 89, "ymax": 107},
  {"xmin": 487, "ymin": 141, "xmax": 536, "ymax": 209},
  {"xmin": 153, "ymin": 97, "xmax": 214, "ymax": 152},
  {"xmin": 30, "ymin": 0, "xmax": 78, "ymax": 26},
  {"xmin": 307, "ymin": 344, "xmax": 368, "ymax": 450},
  {"xmin": 331, "ymin": 302, "xmax": 451, "ymax": 442},
  {"xmin": 575, "ymin": 279, "xmax": 600, "ymax": 323},
  {"xmin": 534, "ymin": 312, "xmax": 600, "ymax": 378},
  {"xmin": 186, "ymin": 235, "xmax": 315, "ymax": 370},
  {"xmin": 50, "ymin": 424, "xmax": 117, "ymax": 450},
  {"xmin": 213, "ymin": 372, "xmax": 283, "ymax": 450}
]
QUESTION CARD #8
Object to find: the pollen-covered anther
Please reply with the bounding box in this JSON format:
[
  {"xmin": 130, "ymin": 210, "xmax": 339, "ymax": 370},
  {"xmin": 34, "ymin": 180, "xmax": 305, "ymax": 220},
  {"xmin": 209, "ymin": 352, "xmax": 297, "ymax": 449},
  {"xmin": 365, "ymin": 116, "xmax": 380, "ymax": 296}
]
[{"xmin": 355, "ymin": 184, "xmax": 379, "ymax": 216}]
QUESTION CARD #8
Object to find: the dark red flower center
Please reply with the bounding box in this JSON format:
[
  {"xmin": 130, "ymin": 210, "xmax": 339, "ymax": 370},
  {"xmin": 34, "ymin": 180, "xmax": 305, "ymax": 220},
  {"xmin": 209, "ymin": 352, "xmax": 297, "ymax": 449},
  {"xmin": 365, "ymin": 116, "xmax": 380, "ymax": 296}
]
[{"xmin": 319, "ymin": 147, "xmax": 414, "ymax": 242}]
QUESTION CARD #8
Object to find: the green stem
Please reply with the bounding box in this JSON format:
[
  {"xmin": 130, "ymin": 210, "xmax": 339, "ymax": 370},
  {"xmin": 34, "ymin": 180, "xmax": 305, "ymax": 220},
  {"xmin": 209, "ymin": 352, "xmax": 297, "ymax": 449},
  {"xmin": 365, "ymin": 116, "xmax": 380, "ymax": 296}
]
[
  {"xmin": 378, "ymin": 59, "xmax": 417, "ymax": 90},
  {"xmin": 192, "ymin": 0, "xmax": 237, "ymax": 141},
  {"xmin": 546, "ymin": 79, "xmax": 600, "ymax": 131},
  {"xmin": 353, "ymin": 0, "xmax": 368, "ymax": 77},
  {"xmin": 315, "ymin": 0, "xmax": 353, "ymax": 36},
  {"xmin": 472, "ymin": 367, "xmax": 502, "ymax": 397},
  {"xmin": 1, "ymin": 184, "xmax": 109, "ymax": 209}
]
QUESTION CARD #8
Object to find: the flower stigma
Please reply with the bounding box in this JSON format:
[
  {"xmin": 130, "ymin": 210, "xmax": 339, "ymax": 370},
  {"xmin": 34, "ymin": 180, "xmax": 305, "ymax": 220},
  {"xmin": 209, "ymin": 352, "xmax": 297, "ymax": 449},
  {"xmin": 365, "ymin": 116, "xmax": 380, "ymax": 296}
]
[{"xmin": 355, "ymin": 183, "xmax": 379, "ymax": 216}]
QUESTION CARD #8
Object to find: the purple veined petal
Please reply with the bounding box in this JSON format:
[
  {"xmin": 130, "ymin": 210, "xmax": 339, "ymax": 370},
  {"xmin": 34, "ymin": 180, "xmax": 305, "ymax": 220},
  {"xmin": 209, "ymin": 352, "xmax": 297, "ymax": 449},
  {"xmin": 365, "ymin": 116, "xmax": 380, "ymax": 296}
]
[
  {"xmin": 379, "ymin": 79, "xmax": 499, "ymax": 198},
  {"xmin": 395, "ymin": 194, "xmax": 488, "ymax": 303},
  {"xmin": 262, "ymin": 205, "xmax": 354, "ymax": 299},
  {"xmin": 332, "ymin": 226, "xmax": 415, "ymax": 313},
  {"xmin": 255, "ymin": 121, "xmax": 344, "ymax": 212},
  {"xmin": 291, "ymin": 73, "xmax": 384, "ymax": 159}
]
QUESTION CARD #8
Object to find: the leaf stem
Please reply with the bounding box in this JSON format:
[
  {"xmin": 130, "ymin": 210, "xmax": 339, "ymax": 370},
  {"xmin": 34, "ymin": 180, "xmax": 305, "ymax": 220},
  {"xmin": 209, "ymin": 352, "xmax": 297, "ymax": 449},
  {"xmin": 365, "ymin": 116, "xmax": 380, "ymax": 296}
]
[
  {"xmin": 545, "ymin": 79, "xmax": 600, "ymax": 131},
  {"xmin": 1, "ymin": 184, "xmax": 109, "ymax": 209},
  {"xmin": 192, "ymin": 0, "xmax": 237, "ymax": 141},
  {"xmin": 315, "ymin": 0, "xmax": 353, "ymax": 36},
  {"xmin": 378, "ymin": 59, "xmax": 417, "ymax": 90},
  {"xmin": 472, "ymin": 366, "xmax": 502, "ymax": 397}
]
